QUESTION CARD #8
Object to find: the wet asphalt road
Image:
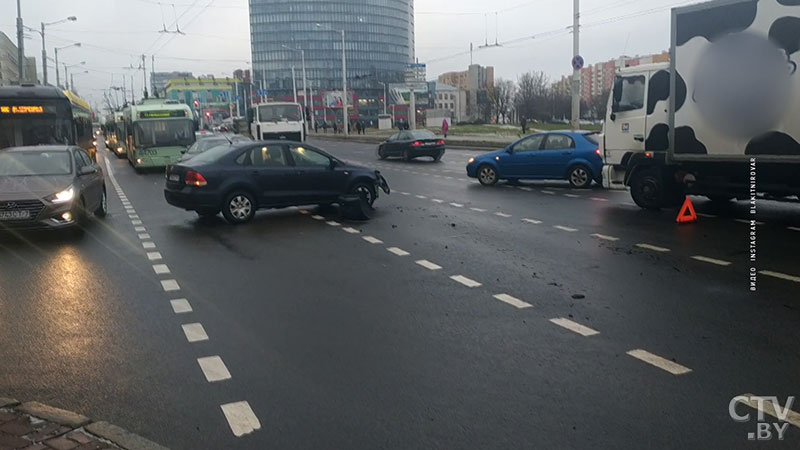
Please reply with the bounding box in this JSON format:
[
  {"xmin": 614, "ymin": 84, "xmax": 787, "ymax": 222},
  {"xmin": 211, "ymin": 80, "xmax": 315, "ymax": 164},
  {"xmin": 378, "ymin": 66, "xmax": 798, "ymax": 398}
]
[{"xmin": 0, "ymin": 137, "xmax": 799, "ymax": 449}]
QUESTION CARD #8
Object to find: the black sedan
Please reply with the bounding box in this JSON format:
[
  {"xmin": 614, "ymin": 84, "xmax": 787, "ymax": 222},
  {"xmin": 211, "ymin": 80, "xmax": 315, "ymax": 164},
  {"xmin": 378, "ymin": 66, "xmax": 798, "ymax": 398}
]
[
  {"xmin": 0, "ymin": 145, "xmax": 106, "ymax": 230},
  {"xmin": 164, "ymin": 141, "xmax": 390, "ymax": 224},
  {"xmin": 376, "ymin": 130, "xmax": 445, "ymax": 162}
]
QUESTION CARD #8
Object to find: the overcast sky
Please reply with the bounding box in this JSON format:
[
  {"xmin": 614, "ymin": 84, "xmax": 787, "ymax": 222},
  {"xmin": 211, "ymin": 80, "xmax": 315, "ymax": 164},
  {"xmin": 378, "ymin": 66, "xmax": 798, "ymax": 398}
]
[{"xmin": 0, "ymin": 0, "xmax": 687, "ymax": 109}]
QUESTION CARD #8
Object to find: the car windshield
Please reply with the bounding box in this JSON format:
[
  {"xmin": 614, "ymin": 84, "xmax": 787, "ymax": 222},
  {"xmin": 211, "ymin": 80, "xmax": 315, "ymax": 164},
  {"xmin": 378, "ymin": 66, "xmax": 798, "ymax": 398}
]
[
  {"xmin": 0, "ymin": 151, "xmax": 71, "ymax": 176},
  {"xmin": 408, "ymin": 130, "xmax": 436, "ymax": 139},
  {"xmin": 186, "ymin": 143, "xmax": 239, "ymax": 164},
  {"xmin": 258, "ymin": 105, "xmax": 301, "ymax": 122},
  {"xmin": 134, "ymin": 119, "xmax": 195, "ymax": 148}
]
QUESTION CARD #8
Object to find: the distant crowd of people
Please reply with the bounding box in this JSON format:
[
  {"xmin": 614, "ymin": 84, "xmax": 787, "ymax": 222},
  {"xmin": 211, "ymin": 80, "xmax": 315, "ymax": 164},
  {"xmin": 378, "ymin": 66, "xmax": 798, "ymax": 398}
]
[{"xmin": 311, "ymin": 119, "xmax": 375, "ymax": 135}]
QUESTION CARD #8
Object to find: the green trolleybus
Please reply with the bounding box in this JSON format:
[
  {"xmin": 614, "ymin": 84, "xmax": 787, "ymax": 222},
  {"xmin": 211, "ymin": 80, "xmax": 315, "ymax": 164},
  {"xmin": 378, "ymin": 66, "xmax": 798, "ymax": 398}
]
[{"xmin": 122, "ymin": 99, "xmax": 194, "ymax": 170}]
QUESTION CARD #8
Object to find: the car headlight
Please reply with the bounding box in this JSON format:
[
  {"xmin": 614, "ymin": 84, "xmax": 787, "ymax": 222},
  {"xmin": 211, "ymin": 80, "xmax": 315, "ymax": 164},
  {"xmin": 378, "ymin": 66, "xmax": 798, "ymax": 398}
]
[
  {"xmin": 468, "ymin": 157, "xmax": 475, "ymax": 164},
  {"xmin": 47, "ymin": 186, "xmax": 74, "ymax": 204}
]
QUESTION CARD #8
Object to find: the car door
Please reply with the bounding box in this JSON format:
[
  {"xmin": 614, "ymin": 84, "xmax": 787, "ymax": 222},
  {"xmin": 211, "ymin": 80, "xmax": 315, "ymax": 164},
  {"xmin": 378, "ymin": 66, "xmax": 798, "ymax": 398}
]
[
  {"xmin": 287, "ymin": 144, "xmax": 347, "ymax": 204},
  {"xmin": 540, "ymin": 134, "xmax": 577, "ymax": 178},
  {"xmin": 73, "ymin": 149, "xmax": 102, "ymax": 210},
  {"xmin": 497, "ymin": 134, "xmax": 545, "ymax": 178},
  {"xmin": 245, "ymin": 144, "xmax": 296, "ymax": 206},
  {"xmin": 605, "ymin": 73, "xmax": 648, "ymax": 156},
  {"xmin": 383, "ymin": 133, "xmax": 400, "ymax": 156}
]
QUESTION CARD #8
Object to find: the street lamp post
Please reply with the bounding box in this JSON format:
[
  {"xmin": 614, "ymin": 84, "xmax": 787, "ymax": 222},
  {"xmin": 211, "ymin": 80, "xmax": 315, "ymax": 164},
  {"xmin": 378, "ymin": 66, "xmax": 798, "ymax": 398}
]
[
  {"xmin": 315, "ymin": 24, "xmax": 348, "ymax": 137},
  {"xmin": 40, "ymin": 16, "xmax": 77, "ymax": 85},
  {"xmin": 282, "ymin": 45, "xmax": 312, "ymax": 132},
  {"xmin": 291, "ymin": 66, "xmax": 298, "ymax": 103},
  {"xmin": 63, "ymin": 61, "xmax": 85, "ymax": 91},
  {"xmin": 55, "ymin": 43, "xmax": 81, "ymax": 89},
  {"xmin": 16, "ymin": 0, "xmax": 24, "ymax": 81},
  {"xmin": 71, "ymin": 70, "xmax": 88, "ymax": 94}
]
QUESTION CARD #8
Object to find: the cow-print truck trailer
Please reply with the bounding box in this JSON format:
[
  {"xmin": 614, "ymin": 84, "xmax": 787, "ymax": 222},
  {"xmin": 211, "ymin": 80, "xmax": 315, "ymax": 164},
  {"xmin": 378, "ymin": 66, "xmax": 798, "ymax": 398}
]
[{"xmin": 601, "ymin": 0, "xmax": 800, "ymax": 209}]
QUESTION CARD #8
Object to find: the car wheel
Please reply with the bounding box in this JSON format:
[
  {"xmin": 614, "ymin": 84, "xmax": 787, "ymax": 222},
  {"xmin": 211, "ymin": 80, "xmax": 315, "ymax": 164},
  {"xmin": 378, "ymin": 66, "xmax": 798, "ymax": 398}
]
[
  {"xmin": 222, "ymin": 191, "xmax": 256, "ymax": 224},
  {"xmin": 350, "ymin": 182, "xmax": 376, "ymax": 207},
  {"xmin": 433, "ymin": 151, "xmax": 443, "ymax": 162},
  {"xmin": 630, "ymin": 167, "xmax": 664, "ymax": 210},
  {"xmin": 377, "ymin": 146, "xmax": 388, "ymax": 160},
  {"xmin": 568, "ymin": 165, "xmax": 592, "ymax": 188},
  {"xmin": 477, "ymin": 164, "xmax": 498, "ymax": 186},
  {"xmin": 94, "ymin": 188, "xmax": 108, "ymax": 218}
]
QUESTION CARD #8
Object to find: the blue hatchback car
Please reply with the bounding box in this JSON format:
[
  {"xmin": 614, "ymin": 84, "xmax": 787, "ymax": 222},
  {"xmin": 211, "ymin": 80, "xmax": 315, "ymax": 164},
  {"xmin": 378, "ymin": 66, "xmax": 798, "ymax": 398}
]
[{"xmin": 466, "ymin": 131, "xmax": 603, "ymax": 188}]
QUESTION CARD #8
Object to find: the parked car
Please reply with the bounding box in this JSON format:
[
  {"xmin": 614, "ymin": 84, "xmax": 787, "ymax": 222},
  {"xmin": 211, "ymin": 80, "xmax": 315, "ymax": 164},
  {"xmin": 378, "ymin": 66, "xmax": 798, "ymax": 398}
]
[
  {"xmin": 164, "ymin": 141, "xmax": 390, "ymax": 224},
  {"xmin": 0, "ymin": 145, "xmax": 106, "ymax": 230},
  {"xmin": 377, "ymin": 130, "xmax": 445, "ymax": 162},
  {"xmin": 178, "ymin": 134, "xmax": 252, "ymax": 162},
  {"xmin": 466, "ymin": 131, "xmax": 602, "ymax": 188}
]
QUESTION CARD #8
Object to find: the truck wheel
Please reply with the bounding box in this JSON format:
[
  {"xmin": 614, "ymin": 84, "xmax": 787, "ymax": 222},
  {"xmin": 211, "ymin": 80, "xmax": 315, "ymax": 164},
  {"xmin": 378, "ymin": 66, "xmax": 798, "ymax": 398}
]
[{"xmin": 630, "ymin": 167, "xmax": 664, "ymax": 210}]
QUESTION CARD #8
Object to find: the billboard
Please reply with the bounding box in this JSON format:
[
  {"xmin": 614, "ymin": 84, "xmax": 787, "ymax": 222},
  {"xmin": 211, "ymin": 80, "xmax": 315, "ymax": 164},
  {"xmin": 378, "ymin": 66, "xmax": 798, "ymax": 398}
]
[
  {"xmin": 388, "ymin": 83, "xmax": 429, "ymax": 106},
  {"xmin": 323, "ymin": 91, "xmax": 354, "ymax": 109}
]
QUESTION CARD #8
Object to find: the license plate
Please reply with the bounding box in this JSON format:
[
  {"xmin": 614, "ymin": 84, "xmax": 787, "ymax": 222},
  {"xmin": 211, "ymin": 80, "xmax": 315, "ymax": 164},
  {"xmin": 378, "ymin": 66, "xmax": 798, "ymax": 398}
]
[
  {"xmin": 169, "ymin": 174, "xmax": 180, "ymax": 182},
  {"xmin": 0, "ymin": 210, "xmax": 30, "ymax": 220},
  {"xmin": 425, "ymin": 142, "xmax": 436, "ymax": 146}
]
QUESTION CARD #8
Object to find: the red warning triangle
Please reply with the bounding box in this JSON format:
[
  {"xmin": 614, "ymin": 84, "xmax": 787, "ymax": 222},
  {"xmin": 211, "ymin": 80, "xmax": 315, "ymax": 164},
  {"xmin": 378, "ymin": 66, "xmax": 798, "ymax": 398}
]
[{"xmin": 676, "ymin": 197, "xmax": 697, "ymax": 223}]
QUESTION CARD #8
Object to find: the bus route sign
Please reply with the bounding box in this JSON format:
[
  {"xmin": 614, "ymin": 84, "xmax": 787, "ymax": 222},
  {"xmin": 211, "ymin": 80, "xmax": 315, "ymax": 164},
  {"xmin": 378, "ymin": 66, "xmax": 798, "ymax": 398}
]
[{"xmin": 139, "ymin": 110, "xmax": 187, "ymax": 119}]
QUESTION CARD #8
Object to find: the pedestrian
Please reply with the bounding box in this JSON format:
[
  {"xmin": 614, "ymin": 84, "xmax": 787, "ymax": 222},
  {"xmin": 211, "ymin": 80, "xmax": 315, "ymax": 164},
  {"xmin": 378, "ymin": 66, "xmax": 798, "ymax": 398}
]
[
  {"xmin": 359, "ymin": 120, "xmax": 365, "ymax": 134},
  {"xmin": 520, "ymin": 116, "xmax": 528, "ymax": 135},
  {"xmin": 333, "ymin": 121, "xmax": 338, "ymax": 134},
  {"xmin": 322, "ymin": 121, "xmax": 328, "ymax": 134},
  {"xmin": 404, "ymin": 120, "xmax": 410, "ymax": 130},
  {"xmin": 442, "ymin": 118, "xmax": 449, "ymax": 138},
  {"xmin": 356, "ymin": 121, "xmax": 362, "ymax": 135},
  {"xmin": 314, "ymin": 120, "xmax": 319, "ymax": 134}
]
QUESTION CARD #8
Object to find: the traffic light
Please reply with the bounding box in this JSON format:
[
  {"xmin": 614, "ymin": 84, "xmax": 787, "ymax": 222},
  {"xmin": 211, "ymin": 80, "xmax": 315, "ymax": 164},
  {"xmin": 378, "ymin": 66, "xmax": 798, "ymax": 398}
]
[{"xmin": 193, "ymin": 100, "xmax": 200, "ymax": 108}]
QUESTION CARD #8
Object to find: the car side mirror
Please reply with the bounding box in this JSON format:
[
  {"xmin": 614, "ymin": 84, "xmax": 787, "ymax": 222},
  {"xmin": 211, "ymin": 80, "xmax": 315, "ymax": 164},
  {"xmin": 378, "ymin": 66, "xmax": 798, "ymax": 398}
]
[
  {"xmin": 505, "ymin": 146, "xmax": 514, "ymax": 154},
  {"xmin": 181, "ymin": 149, "xmax": 187, "ymax": 154},
  {"xmin": 79, "ymin": 166, "xmax": 97, "ymax": 176},
  {"xmin": 330, "ymin": 159, "xmax": 340, "ymax": 169},
  {"xmin": 610, "ymin": 112, "xmax": 617, "ymax": 121}
]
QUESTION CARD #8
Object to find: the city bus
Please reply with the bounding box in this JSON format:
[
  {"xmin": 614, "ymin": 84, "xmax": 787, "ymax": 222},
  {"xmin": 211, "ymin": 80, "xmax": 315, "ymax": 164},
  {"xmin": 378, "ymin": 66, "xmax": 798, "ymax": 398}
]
[
  {"xmin": 0, "ymin": 85, "xmax": 76, "ymax": 150},
  {"xmin": 121, "ymin": 99, "xmax": 195, "ymax": 170},
  {"xmin": 106, "ymin": 111, "xmax": 126, "ymax": 158},
  {"xmin": 250, "ymin": 101, "xmax": 306, "ymax": 142},
  {"xmin": 62, "ymin": 90, "xmax": 94, "ymax": 158}
]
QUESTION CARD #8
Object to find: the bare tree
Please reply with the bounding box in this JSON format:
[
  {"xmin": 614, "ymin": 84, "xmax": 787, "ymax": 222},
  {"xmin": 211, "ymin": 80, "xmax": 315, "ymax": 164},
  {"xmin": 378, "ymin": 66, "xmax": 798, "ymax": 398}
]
[
  {"xmin": 514, "ymin": 71, "xmax": 550, "ymax": 122},
  {"xmin": 488, "ymin": 78, "xmax": 516, "ymax": 124}
]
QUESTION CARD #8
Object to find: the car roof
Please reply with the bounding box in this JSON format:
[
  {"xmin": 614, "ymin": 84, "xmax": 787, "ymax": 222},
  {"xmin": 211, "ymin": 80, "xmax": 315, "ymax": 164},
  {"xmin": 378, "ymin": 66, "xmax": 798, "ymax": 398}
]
[
  {"xmin": 2, "ymin": 145, "xmax": 74, "ymax": 153},
  {"xmin": 535, "ymin": 130, "xmax": 596, "ymax": 135}
]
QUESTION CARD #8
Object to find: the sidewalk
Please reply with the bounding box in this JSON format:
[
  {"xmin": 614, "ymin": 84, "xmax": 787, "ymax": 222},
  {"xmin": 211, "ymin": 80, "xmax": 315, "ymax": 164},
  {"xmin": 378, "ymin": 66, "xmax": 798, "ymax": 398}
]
[{"xmin": 0, "ymin": 398, "xmax": 167, "ymax": 450}]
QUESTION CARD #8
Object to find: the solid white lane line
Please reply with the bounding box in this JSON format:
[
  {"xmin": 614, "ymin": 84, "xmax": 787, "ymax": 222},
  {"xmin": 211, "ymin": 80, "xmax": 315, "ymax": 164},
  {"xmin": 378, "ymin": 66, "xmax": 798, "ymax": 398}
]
[
  {"xmin": 735, "ymin": 394, "xmax": 800, "ymax": 429},
  {"xmin": 387, "ymin": 247, "xmax": 410, "ymax": 256},
  {"xmin": 734, "ymin": 218, "xmax": 765, "ymax": 225},
  {"xmin": 415, "ymin": 195, "xmax": 427, "ymax": 199},
  {"xmin": 363, "ymin": 236, "xmax": 383, "ymax": 244},
  {"xmin": 432, "ymin": 198, "xmax": 444, "ymax": 203},
  {"xmin": 170, "ymin": 298, "xmax": 192, "ymax": 314},
  {"xmin": 542, "ymin": 190, "xmax": 555, "ymax": 195},
  {"xmin": 635, "ymin": 243, "xmax": 671, "ymax": 252},
  {"xmin": 591, "ymin": 233, "xmax": 620, "ymax": 242},
  {"xmin": 494, "ymin": 212, "xmax": 512, "ymax": 218},
  {"xmin": 450, "ymin": 275, "xmax": 482, "ymax": 288},
  {"xmin": 522, "ymin": 218, "xmax": 542, "ymax": 224},
  {"xmin": 326, "ymin": 221, "xmax": 341, "ymax": 227},
  {"xmin": 132, "ymin": 220, "xmax": 142, "ymax": 225},
  {"xmin": 161, "ymin": 279, "xmax": 180, "ymax": 291},
  {"xmin": 626, "ymin": 349, "xmax": 692, "ymax": 375},
  {"xmin": 759, "ymin": 270, "xmax": 800, "ymax": 283},
  {"xmin": 788, "ymin": 226, "xmax": 800, "ymax": 232},
  {"xmin": 182, "ymin": 323, "xmax": 208, "ymax": 342},
  {"xmin": 564, "ymin": 194, "xmax": 580, "ymax": 198},
  {"xmin": 590, "ymin": 197, "xmax": 609, "ymax": 202},
  {"xmin": 153, "ymin": 264, "xmax": 171, "ymax": 275},
  {"xmin": 220, "ymin": 401, "xmax": 261, "ymax": 437},
  {"xmin": 147, "ymin": 252, "xmax": 163, "ymax": 261},
  {"xmin": 142, "ymin": 242, "xmax": 156, "ymax": 249},
  {"xmin": 138, "ymin": 233, "xmax": 151, "ymax": 240},
  {"xmin": 197, "ymin": 356, "xmax": 232, "ymax": 382},
  {"xmin": 493, "ymin": 293, "xmax": 532, "ymax": 309},
  {"xmin": 450, "ymin": 202, "xmax": 463, "ymax": 207},
  {"xmin": 696, "ymin": 213, "xmax": 716, "ymax": 218},
  {"xmin": 134, "ymin": 226, "xmax": 146, "ymax": 232},
  {"xmin": 342, "ymin": 227, "xmax": 360, "ymax": 234},
  {"xmin": 415, "ymin": 260, "xmax": 442, "ymax": 271},
  {"xmin": 553, "ymin": 225, "xmax": 578, "ymax": 232},
  {"xmin": 691, "ymin": 255, "xmax": 732, "ymax": 266},
  {"xmin": 311, "ymin": 215, "xmax": 325, "ymax": 220},
  {"xmin": 470, "ymin": 207, "xmax": 486, "ymax": 212},
  {"xmin": 549, "ymin": 318, "xmax": 599, "ymax": 336}
]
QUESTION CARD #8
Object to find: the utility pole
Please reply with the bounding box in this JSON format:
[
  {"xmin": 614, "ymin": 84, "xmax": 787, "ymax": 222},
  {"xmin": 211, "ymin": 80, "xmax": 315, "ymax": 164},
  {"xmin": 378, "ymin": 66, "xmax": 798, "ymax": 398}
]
[
  {"xmin": 409, "ymin": 86, "xmax": 416, "ymax": 130},
  {"xmin": 41, "ymin": 23, "xmax": 47, "ymax": 85},
  {"xmin": 142, "ymin": 55, "xmax": 148, "ymax": 98},
  {"xmin": 291, "ymin": 66, "xmax": 298, "ymax": 103},
  {"xmin": 16, "ymin": 0, "xmax": 24, "ymax": 81},
  {"xmin": 301, "ymin": 49, "xmax": 312, "ymax": 132},
  {"xmin": 130, "ymin": 75, "xmax": 135, "ymax": 105},
  {"xmin": 571, "ymin": 0, "xmax": 581, "ymax": 130},
  {"xmin": 151, "ymin": 55, "xmax": 156, "ymax": 97},
  {"xmin": 341, "ymin": 29, "xmax": 348, "ymax": 137},
  {"xmin": 383, "ymin": 82, "xmax": 387, "ymax": 115}
]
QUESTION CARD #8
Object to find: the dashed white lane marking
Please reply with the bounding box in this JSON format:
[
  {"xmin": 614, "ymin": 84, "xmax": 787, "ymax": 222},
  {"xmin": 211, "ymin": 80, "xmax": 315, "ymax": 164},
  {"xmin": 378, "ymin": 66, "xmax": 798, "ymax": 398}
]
[
  {"xmin": 134, "ymin": 226, "xmax": 146, "ymax": 232},
  {"xmin": 759, "ymin": 270, "xmax": 800, "ymax": 283},
  {"xmin": 220, "ymin": 401, "xmax": 261, "ymax": 437},
  {"xmin": 153, "ymin": 264, "xmax": 171, "ymax": 275},
  {"xmin": 788, "ymin": 226, "xmax": 800, "ymax": 232},
  {"xmin": 696, "ymin": 213, "xmax": 717, "ymax": 218},
  {"xmin": 147, "ymin": 252, "xmax": 162, "ymax": 261},
  {"xmin": 550, "ymin": 318, "xmax": 599, "ymax": 336},
  {"xmin": 170, "ymin": 298, "xmax": 192, "ymax": 314},
  {"xmin": 142, "ymin": 242, "xmax": 156, "ymax": 249},
  {"xmin": 470, "ymin": 207, "xmax": 486, "ymax": 212},
  {"xmin": 450, "ymin": 275, "xmax": 482, "ymax": 288},
  {"xmin": 138, "ymin": 233, "xmax": 151, "ymax": 240},
  {"xmin": 553, "ymin": 225, "xmax": 578, "ymax": 232},
  {"xmin": 734, "ymin": 218, "xmax": 765, "ymax": 225},
  {"xmin": 564, "ymin": 194, "xmax": 580, "ymax": 198},
  {"xmin": 161, "ymin": 279, "xmax": 180, "ymax": 292},
  {"xmin": 444, "ymin": 176, "xmax": 454, "ymax": 180},
  {"xmin": 415, "ymin": 195, "xmax": 427, "ymax": 199},
  {"xmin": 431, "ymin": 198, "xmax": 444, "ymax": 203},
  {"xmin": 363, "ymin": 236, "xmax": 383, "ymax": 244},
  {"xmin": 542, "ymin": 190, "xmax": 555, "ymax": 195},
  {"xmin": 128, "ymin": 214, "xmax": 140, "ymax": 219},
  {"xmin": 197, "ymin": 356, "xmax": 232, "ymax": 382},
  {"xmin": 342, "ymin": 227, "xmax": 360, "ymax": 234},
  {"xmin": 522, "ymin": 218, "xmax": 542, "ymax": 224},
  {"xmin": 734, "ymin": 394, "xmax": 800, "ymax": 429},
  {"xmin": 494, "ymin": 212, "xmax": 512, "ymax": 218},
  {"xmin": 635, "ymin": 243, "xmax": 671, "ymax": 252},
  {"xmin": 493, "ymin": 293, "xmax": 532, "ymax": 309},
  {"xmin": 311, "ymin": 215, "xmax": 324, "ymax": 220},
  {"xmin": 626, "ymin": 349, "xmax": 692, "ymax": 375},
  {"xmin": 399, "ymin": 192, "xmax": 410, "ymax": 196},
  {"xmin": 519, "ymin": 187, "xmax": 533, "ymax": 192},
  {"xmin": 591, "ymin": 233, "xmax": 620, "ymax": 242},
  {"xmin": 550, "ymin": 187, "xmax": 565, "ymax": 191},
  {"xmin": 387, "ymin": 247, "xmax": 410, "ymax": 256},
  {"xmin": 590, "ymin": 197, "xmax": 609, "ymax": 202},
  {"xmin": 182, "ymin": 323, "xmax": 209, "ymax": 342},
  {"xmin": 132, "ymin": 220, "xmax": 142, "ymax": 225},
  {"xmin": 298, "ymin": 209, "xmax": 310, "ymax": 215},
  {"xmin": 415, "ymin": 260, "xmax": 442, "ymax": 271},
  {"xmin": 691, "ymin": 255, "xmax": 732, "ymax": 266},
  {"xmin": 326, "ymin": 221, "xmax": 341, "ymax": 227},
  {"xmin": 450, "ymin": 202, "xmax": 464, "ymax": 207}
]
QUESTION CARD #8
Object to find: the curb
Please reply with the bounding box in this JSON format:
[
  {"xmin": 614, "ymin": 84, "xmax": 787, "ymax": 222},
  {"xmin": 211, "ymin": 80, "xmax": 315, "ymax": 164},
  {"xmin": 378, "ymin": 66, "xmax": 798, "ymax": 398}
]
[{"xmin": 0, "ymin": 397, "xmax": 169, "ymax": 450}]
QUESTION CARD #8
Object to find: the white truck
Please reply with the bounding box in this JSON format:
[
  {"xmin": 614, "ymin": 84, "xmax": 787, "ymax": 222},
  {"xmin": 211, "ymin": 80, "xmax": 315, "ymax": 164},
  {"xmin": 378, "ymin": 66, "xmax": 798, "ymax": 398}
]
[
  {"xmin": 250, "ymin": 101, "xmax": 306, "ymax": 142},
  {"xmin": 602, "ymin": 0, "xmax": 800, "ymax": 208}
]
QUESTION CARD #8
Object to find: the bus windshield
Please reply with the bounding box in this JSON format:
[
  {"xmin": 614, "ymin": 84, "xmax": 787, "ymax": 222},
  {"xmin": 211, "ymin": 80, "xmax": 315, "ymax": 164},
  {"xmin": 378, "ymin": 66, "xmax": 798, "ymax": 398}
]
[
  {"xmin": 0, "ymin": 117, "xmax": 72, "ymax": 149},
  {"xmin": 258, "ymin": 105, "xmax": 301, "ymax": 122},
  {"xmin": 134, "ymin": 119, "xmax": 195, "ymax": 148}
]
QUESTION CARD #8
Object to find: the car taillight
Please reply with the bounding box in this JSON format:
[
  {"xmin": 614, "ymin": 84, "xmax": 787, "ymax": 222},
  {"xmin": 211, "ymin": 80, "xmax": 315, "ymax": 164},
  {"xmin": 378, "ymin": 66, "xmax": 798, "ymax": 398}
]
[
  {"xmin": 185, "ymin": 170, "xmax": 207, "ymax": 187},
  {"xmin": 411, "ymin": 141, "xmax": 422, "ymax": 147},
  {"xmin": 437, "ymin": 140, "xmax": 445, "ymax": 145},
  {"xmin": 595, "ymin": 148, "xmax": 601, "ymax": 156}
]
